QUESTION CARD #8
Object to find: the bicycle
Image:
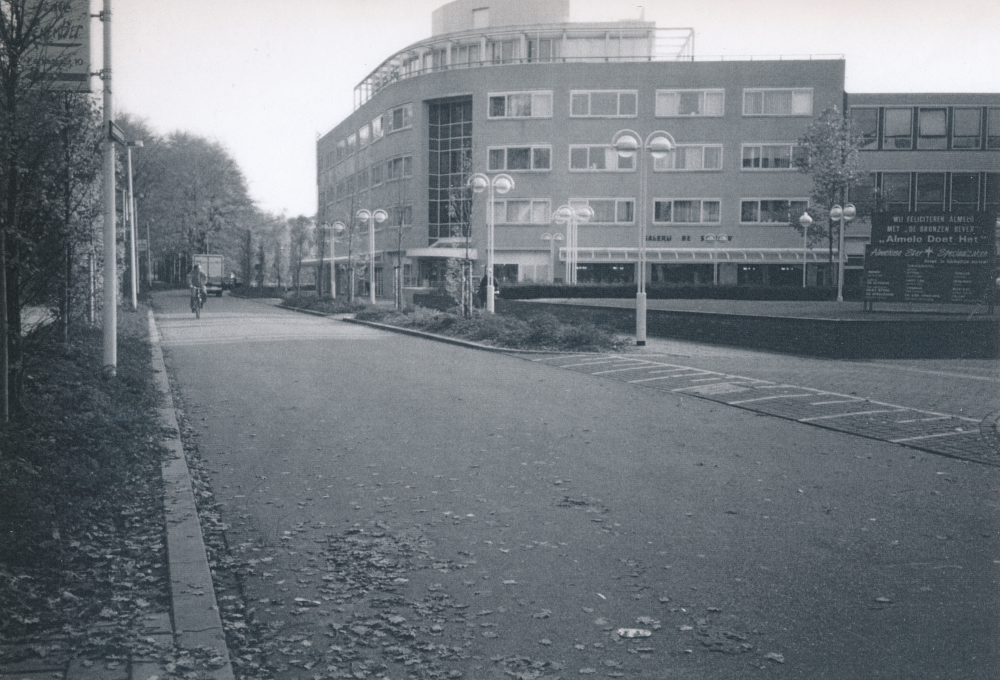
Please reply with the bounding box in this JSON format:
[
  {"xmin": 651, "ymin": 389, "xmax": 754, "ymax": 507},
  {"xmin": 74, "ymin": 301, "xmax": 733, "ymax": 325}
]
[{"xmin": 190, "ymin": 286, "xmax": 206, "ymax": 319}]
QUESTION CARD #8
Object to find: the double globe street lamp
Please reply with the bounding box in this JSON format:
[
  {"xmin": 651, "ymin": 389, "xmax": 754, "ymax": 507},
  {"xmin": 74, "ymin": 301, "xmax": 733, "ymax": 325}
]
[
  {"xmin": 552, "ymin": 204, "xmax": 594, "ymax": 285},
  {"xmin": 829, "ymin": 202, "xmax": 856, "ymax": 302},
  {"xmin": 357, "ymin": 209, "xmax": 387, "ymax": 304},
  {"xmin": 611, "ymin": 130, "xmax": 675, "ymax": 345},
  {"xmin": 468, "ymin": 172, "xmax": 514, "ymax": 313}
]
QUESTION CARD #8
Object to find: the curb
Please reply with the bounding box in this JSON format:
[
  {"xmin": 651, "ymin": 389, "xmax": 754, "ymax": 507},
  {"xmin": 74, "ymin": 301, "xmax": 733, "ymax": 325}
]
[{"xmin": 147, "ymin": 311, "xmax": 234, "ymax": 680}]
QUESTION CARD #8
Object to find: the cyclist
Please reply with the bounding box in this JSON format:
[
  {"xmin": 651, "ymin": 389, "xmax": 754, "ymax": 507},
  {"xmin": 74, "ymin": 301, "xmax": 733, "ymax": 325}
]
[{"xmin": 188, "ymin": 263, "xmax": 208, "ymax": 313}]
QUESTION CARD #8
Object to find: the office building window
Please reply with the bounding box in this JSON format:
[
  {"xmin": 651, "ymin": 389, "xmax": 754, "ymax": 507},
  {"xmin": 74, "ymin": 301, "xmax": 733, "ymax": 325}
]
[
  {"xmin": 951, "ymin": 108, "xmax": 982, "ymax": 149},
  {"xmin": 850, "ymin": 107, "xmax": 879, "ymax": 150},
  {"xmin": 986, "ymin": 173, "xmax": 1000, "ymax": 213},
  {"xmin": 371, "ymin": 163, "xmax": 383, "ymax": 187},
  {"xmin": 656, "ymin": 89, "xmax": 724, "ymax": 117},
  {"xmin": 571, "ymin": 199, "xmax": 634, "ymax": 223},
  {"xmin": 489, "ymin": 39, "xmax": 519, "ymax": 64},
  {"xmin": 488, "ymin": 145, "xmax": 551, "ymax": 171},
  {"xmin": 653, "ymin": 199, "xmax": 721, "ymax": 224},
  {"xmin": 740, "ymin": 199, "xmax": 808, "ymax": 223},
  {"xmin": 883, "ymin": 108, "xmax": 913, "ymax": 150},
  {"xmin": 386, "ymin": 155, "xmax": 413, "ymax": 180},
  {"xmin": 989, "ymin": 108, "xmax": 1000, "ymax": 149},
  {"xmin": 358, "ymin": 123, "xmax": 370, "ymax": 148},
  {"xmin": 914, "ymin": 173, "xmax": 945, "ymax": 211},
  {"xmin": 570, "ymin": 90, "xmax": 637, "ymax": 117},
  {"xmin": 371, "ymin": 115, "xmax": 383, "ymax": 141},
  {"xmin": 743, "ymin": 88, "xmax": 812, "ymax": 116},
  {"xmin": 428, "ymin": 98, "xmax": 473, "ymax": 242},
  {"xmin": 346, "ymin": 133, "xmax": 357, "ymax": 156},
  {"xmin": 917, "ymin": 108, "xmax": 948, "ymax": 150},
  {"xmin": 569, "ymin": 145, "xmax": 634, "ymax": 171},
  {"xmin": 336, "ymin": 140, "xmax": 346, "ymax": 162},
  {"xmin": 489, "ymin": 91, "xmax": 553, "ymax": 118},
  {"xmin": 654, "ymin": 145, "xmax": 722, "ymax": 171},
  {"xmin": 951, "ymin": 173, "xmax": 979, "ymax": 211},
  {"xmin": 490, "ymin": 199, "xmax": 550, "ymax": 224},
  {"xmin": 881, "ymin": 173, "xmax": 911, "ymax": 211},
  {"xmin": 741, "ymin": 144, "xmax": 806, "ymax": 170},
  {"xmin": 527, "ymin": 38, "xmax": 557, "ymax": 62},
  {"xmin": 387, "ymin": 104, "xmax": 413, "ymax": 132}
]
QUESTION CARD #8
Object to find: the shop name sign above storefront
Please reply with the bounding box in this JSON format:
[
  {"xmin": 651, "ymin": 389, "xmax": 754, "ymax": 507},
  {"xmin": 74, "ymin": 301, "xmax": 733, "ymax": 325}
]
[{"xmin": 863, "ymin": 212, "xmax": 996, "ymax": 305}]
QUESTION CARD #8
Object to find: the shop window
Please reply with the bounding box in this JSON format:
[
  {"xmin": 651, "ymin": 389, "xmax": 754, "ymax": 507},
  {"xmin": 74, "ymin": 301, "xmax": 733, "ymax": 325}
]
[
  {"xmin": 883, "ymin": 108, "xmax": 913, "ymax": 150},
  {"xmin": 950, "ymin": 173, "xmax": 979, "ymax": 211},
  {"xmin": 850, "ymin": 107, "xmax": 880, "ymax": 150},
  {"xmin": 917, "ymin": 108, "xmax": 948, "ymax": 150},
  {"xmin": 951, "ymin": 108, "xmax": 982, "ymax": 149},
  {"xmin": 743, "ymin": 88, "xmax": 812, "ymax": 116},
  {"xmin": 656, "ymin": 89, "xmax": 724, "ymax": 117},
  {"xmin": 915, "ymin": 173, "xmax": 945, "ymax": 211},
  {"xmin": 985, "ymin": 173, "xmax": 1000, "ymax": 214}
]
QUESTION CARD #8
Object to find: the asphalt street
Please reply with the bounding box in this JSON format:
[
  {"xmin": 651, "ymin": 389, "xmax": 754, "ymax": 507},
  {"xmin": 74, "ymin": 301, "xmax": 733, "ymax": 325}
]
[{"xmin": 153, "ymin": 291, "xmax": 1000, "ymax": 680}]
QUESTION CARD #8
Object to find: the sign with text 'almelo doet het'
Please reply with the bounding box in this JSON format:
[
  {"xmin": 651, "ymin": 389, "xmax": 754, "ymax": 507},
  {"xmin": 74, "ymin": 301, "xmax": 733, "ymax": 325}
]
[{"xmin": 863, "ymin": 212, "xmax": 996, "ymax": 304}]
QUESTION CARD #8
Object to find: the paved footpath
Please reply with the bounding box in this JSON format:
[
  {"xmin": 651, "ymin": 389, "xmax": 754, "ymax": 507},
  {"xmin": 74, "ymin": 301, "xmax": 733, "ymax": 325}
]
[{"xmin": 0, "ymin": 311, "xmax": 232, "ymax": 680}]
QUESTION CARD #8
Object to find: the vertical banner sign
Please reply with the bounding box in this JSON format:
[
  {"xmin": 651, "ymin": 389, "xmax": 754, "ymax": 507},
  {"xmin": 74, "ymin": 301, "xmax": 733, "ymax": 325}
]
[
  {"xmin": 863, "ymin": 212, "xmax": 997, "ymax": 304},
  {"xmin": 29, "ymin": 0, "xmax": 91, "ymax": 92}
]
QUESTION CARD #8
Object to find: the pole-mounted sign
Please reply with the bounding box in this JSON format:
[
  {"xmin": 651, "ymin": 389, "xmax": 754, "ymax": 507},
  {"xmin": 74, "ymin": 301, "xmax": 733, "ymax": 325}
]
[
  {"xmin": 26, "ymin": 0, "xmax": 92, "ymax": 92},
  {"xmin": 108, "ymin": 120, "xmax": 126, "ymax": 145}
]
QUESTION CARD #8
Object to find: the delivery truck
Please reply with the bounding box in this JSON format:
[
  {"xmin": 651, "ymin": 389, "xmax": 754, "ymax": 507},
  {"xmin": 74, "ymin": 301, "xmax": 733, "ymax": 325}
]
[{"xmin": 191, "ymin": 254, "xmax": 225, "ymax": 297}]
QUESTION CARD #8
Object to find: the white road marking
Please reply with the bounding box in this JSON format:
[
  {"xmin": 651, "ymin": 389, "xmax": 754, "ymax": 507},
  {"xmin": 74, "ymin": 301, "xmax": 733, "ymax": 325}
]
[
  {"xmin": 728, "ymin": 393, "xmax": 816, "ymax": 405},
  {"xmin": 800, "ymin": 409, "xmax": 908, "ymax": 422},
  {"xmin": 891, "ymin": 430, "xmax": 978, "ymax": 443}
]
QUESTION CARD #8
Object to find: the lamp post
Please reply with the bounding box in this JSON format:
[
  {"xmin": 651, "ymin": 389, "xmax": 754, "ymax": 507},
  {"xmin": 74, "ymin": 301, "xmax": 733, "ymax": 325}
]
[
  {"xmin": 125, "ymin": 140, "xmax": 142, "ymax": 310},
  {"xmin": 798, "ymin": 211, "xmax": 814, "ymax": 287},
  {"xmin": 357, "ymin": 209, "xmax": 387, "ymax": 304},
  {"xmin": 829, "ymin": 202, "xmax": 856, "ymax": 302},
  {"xmin": 540, "ymin": 233, "xmax": 564, "ymax": 283},
  {"xmin": 703, "ymin": 234, "xmax": 729, "ymax": 285},
  {"xmin": 611, "ymin": 129, "xmax": 674, "ymax": 345},
  {"xmin": 468, "ymin": 172, "xmax": 514, "ymax": 313},
  {"xmin": 329, "ymin": 221, "xmax": 345, "ymax": 298},
  {"xmin": 552, "ymin": 204, "xmax": 593, "ymax": 285}
]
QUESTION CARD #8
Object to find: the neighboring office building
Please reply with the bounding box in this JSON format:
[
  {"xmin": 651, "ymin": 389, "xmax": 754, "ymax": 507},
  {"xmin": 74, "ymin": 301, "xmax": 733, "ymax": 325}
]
[{"xmin": 316, "ymin": 0, "xmax": 998, "ymax": 298}]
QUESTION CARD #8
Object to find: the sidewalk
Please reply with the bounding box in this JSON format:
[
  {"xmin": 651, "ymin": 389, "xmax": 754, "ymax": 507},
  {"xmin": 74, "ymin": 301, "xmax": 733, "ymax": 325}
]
[{"xmin": 0, "ymin": 312, "xmax": 232, "ymax": 680}]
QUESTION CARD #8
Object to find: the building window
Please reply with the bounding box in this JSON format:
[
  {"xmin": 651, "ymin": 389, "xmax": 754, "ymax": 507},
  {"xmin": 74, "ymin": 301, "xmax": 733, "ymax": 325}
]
[
  {"xmin": 371, "ymin": 163, "xmax": 383, "ymax": 187},
  {"xmin": 488, "ymin": 145, "xmax": 551, "ymax": 171},
  {"xmin": 358, "ymin": 123, "xmax": 371, "ymax": 148},
  {"xmin": 389, "ymin": 205, "xmax": 413, "ymax": 226},
  {"xmin": 915, "ymin": 173, "xmax": 945, "ymax": 211},
  {"xmin": 950, "ymin": 108, "xmax": 982, "ymax": 150},
  {"xmin": 883, "ymin": 108, "xmax": 913, "ymax": 149},
  {"xmin": 336, "ymin": 140, "xmax": 346, "ymax": 162},
  {"xmin": 527, "ymin": 38, "xmax": 557, "ymax": 62},
  {"xmin": 346, "ymin": 133, "xmax": 357, "ymax": 156},
  {"xmin": 917, "ymin": 108, "xmax": 948, "ymax": 150},
  {"xmin": 653, "ymin": 145, "xmax": 722, "ymax": 171},
  {"xmin": 385, "ymin": 103, "xmax": 413, "ymax": 133},
  {"xmin": 490, "ymin": 199, "xmax": 551, "ymax": 224},
  {"xmin": 489, "ymin": 39, "xmax": 519, "ymax": 64},
  {"xmin": 569, "ymin": 145, "xmax": 634, "ymax": 171},
  {"xmin": 488, "ymin": 91, "xmax": 553, "ymax": 118},
  {"xmin": 428, "ymin": 98, "xmax": 473, "ymax": 242},
  {"xmin": 740, "ymin": 199, "xmax": 808, "ymax": 223},
  {"xmin": 743, "ymin": 88, "xmax": 812, "ymax": 116},
  {"xmin": 881, "ymin": 172, "xmax": 910, "ymax": 211},
  {"xmin": 986, "ymin": 173, "xmax": 1000, "ymax": 213},
  {"xmin": 570, "ymin": 90, "xmax": 637, "ymax": 117},
  {"xmin": 386, "ymin": 155, "xmax": 413, "ymax": 180},
  {"xmin": 951, "ymin": 173, "xmax": 979, "ymax": 211},
  {"xmin": 988, "ymin": 108, "xmax": 1000, "ymax": 149},
  {"xmin": 371, "ymin": 115, "xmax": 384, "ymax": 141},
  {"xmin": 741, "ymin": 144, "xmax": 806, "ymax": 170},
  {"xmin": 850, "ymin": 107, "xmax": 879, "ymax": 150},
  {"xmin": 656, "ymin": 89, "xmax": 724, "ymax": 117},
  {"xmin": 653, "ymin": 199, "xmax": 721, "ymax": 224},
  {"xmin": 571, "ymin": 199, "xmax": 634, "ymax": 223}
]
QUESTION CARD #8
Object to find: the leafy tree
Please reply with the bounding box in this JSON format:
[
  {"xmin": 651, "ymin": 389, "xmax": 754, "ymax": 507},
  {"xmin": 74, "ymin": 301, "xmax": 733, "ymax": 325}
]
[
  {"xmin": 796, "ymin": 106, "xmax": 872, "ymax": 272},
  {"xmin": 287, "ymin": 215, "xmax": 312, "ymax": 293}
]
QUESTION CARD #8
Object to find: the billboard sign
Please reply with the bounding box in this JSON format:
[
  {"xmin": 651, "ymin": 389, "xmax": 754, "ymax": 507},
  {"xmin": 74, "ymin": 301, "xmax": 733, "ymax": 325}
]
[
  {"xmin": 27, "ymin": 0, "xmax": 91, "ymax": 92},
  {"xmin": 863, "ymin": 212, "xmax": 996, "ymax": 304}
]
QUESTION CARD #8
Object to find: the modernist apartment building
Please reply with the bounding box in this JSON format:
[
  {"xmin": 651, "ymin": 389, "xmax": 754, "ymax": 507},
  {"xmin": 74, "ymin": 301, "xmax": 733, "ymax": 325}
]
[{"xmin": 316, "ymin": 0, "xmax": 999, "ymax": 296}]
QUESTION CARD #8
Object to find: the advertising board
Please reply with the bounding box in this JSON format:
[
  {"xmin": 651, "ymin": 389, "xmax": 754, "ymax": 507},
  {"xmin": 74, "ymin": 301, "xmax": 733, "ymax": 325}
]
[
  {"xmin": 26, "ymin": 0, "xmax": 91, "ymax": 92},
  {"xmin": 863, "ymin": 212, "xmax": 996, "ymax": 304}
]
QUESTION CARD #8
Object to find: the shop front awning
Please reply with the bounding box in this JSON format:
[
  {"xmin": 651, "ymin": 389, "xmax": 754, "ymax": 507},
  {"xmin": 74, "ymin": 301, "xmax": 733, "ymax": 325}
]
[{"xmin": 560, "ymin": 247, "xmax": 838, "ymax": 264}]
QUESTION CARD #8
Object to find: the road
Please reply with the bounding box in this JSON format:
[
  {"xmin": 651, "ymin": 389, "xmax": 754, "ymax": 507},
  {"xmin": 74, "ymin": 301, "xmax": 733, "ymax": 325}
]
[{"xmin": 153, "ymin": 291, "xmax": 1000, "ymax": 679}]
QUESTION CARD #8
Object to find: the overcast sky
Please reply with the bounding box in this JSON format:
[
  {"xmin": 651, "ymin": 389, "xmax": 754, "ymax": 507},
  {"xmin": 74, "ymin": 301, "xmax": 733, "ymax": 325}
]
[{"xmin": 105, "ymin": 0, "xmax": 999, "ymax": 218}]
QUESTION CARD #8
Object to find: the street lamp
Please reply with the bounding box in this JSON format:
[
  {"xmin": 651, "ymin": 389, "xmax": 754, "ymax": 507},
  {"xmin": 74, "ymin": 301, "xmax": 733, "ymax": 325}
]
[
  {"xmin": 357, "ymin": 209, "xmax": 387, "ymax": 304},
  {"xmin": 540, "ymin": 232, "xmax": 564, "ymax": 283},
  {"xmin": 798, "ymin": 211, "xmax": 814, "ymax": 287},
  {"xmin": 703, "ymin": 234, "xmax": 729, "ymax": 285},
  {"xmin": 329, "ymin": 221, "xmax": 346, "ymax": 298},
  {"xmin": 552, "ymin": 204, "xmax": 593, "ymax": 285},
  {"xmin": 125, "ymin": 140, "xmax": 142, "ymax": 310},
  {"xmin": 468, "ymin": 172, "xmax": 514, "ymax": 313},
  {"xmin": 829, "ymin": 202, "xmax": 856, "ymax": 302},
  {"xmin": 612, "ymin": 129, "xmax": 674, "ymax": 345}
]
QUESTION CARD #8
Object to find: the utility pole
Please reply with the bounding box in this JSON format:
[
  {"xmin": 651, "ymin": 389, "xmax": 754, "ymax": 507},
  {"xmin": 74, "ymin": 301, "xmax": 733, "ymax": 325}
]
[{"xmin": 100, "ymin": 0, "xmax": 116, "ymax": 377}]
